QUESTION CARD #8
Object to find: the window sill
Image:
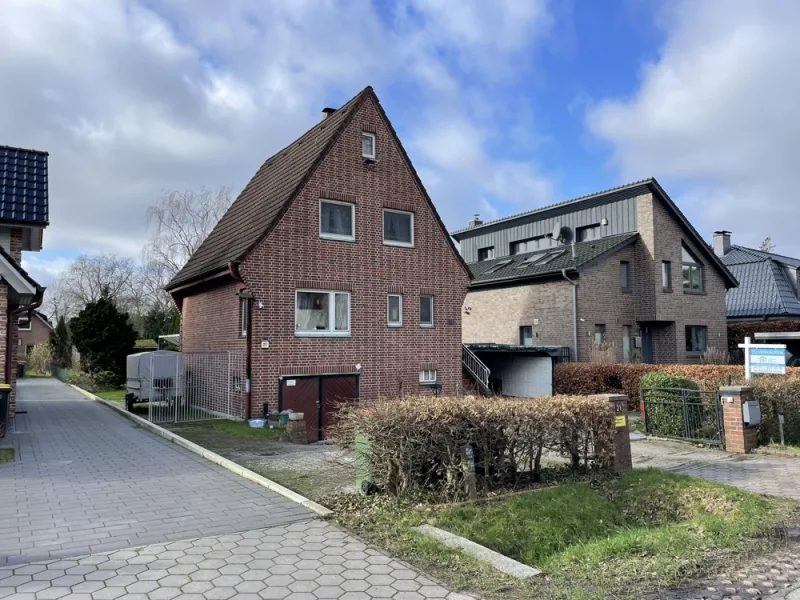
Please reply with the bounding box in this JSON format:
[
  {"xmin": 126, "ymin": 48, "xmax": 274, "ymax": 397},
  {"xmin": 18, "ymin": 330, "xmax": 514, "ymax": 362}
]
[
  {"xmin": 687, "ymin": 351, "xmax": 704, "ymax": 357},
  {"xmin": 388, "ymin": 323, "xmax": 402, "ymax": 328},
  {"xmin": 383, "ymin": 241, "xmax": 414, "ymax": 248},
  {"xmin": 420, "ymin": 324, "xmax": 435, "ymax": 329},
  {"xmin": 683, "ymin": 289, "xmax": 707, "ymax": 296},
  {"xmin": 419, "ymin": 381, "xmax": 439, "ymax": 387},
  {"xmin": 662, "ymin": 287, "xmax": 673, "ymax": 293},
  {"xmin": 295, "ymin": 333, "xmax": 352, "ymax": 338},
  {"xmin": 320, "ymin": 234, "xmax": 356, "ymax": 243},
  {"xmin": 621, "ymin": 288, "xmax": 632, "ymax": 294}
]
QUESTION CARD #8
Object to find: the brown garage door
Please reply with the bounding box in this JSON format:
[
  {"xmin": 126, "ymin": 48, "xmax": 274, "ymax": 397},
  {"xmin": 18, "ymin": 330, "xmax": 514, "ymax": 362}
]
[
  {"xmin": 280, "ymin": 375, "xmax": 359, "ymax": 442},
  {"xmin": 280, "ymin": 377, "xmax": 320, "ymax": 442},
  {"xmin": 321, "ymin": 375, "xmax": 358, "ymax": 439}
]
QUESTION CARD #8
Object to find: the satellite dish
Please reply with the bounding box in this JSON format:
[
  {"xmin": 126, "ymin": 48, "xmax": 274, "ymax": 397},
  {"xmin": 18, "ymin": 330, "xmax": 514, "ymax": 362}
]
[{"xmin": 551, "ymin": 222, "xmax": 562, "ymax": 240}]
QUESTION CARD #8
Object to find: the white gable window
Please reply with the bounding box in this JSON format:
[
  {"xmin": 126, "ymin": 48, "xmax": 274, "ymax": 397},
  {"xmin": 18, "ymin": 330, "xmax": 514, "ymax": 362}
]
[
  {"xmin": 320, "ymin": 199, "xmax": 355, "ymax": 241},
  {"xmin": 388, "ymin": 294, "xmax": 402, "ymax": 327},
  {"xmin": 296, "ymin": 290, "xmax": 351, "ymax": 336},
  {"xmin": 361, "ymin": 132, "xmax": 376, "ymax": 159},
  {"xmin": 383, "ymin": 209, "xmax": 413, "ymax": 247}
]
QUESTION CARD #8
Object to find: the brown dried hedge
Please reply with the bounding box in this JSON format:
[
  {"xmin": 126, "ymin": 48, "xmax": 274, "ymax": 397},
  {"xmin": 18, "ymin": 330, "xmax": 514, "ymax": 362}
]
[
  {"xmin": 751, "ymin": 375, "xmax": 800, "ymax": 445},
  {"xmin": 554, "ymin": 363, "xmax": 800, "ymax": 408},
  {"xmin": 329, "ymin": 395, "xmax": 616, "ymax": 501}
]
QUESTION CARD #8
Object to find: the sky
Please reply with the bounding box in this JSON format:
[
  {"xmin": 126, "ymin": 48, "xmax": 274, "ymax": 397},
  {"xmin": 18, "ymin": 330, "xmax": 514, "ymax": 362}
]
[{"xmin": 3, "ymin": 0, "xmax": 800, "ymax": 287}]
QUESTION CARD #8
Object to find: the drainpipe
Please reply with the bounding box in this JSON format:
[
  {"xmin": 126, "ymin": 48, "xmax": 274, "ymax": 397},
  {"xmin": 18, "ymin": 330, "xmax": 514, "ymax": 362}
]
[
  {"xmin": 561, "ymin": 269, "xmax": 578, "ymax": 362},
  {"xmin": 229, "ymin": 261, "xmax": 252, "ymax": 420}
]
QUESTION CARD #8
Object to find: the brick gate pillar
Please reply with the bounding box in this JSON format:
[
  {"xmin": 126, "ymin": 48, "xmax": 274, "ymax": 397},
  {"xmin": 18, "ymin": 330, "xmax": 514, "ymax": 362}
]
[
  {"xmin": 719, "ymin": 386, "xmax": 759, "ymax": 454},
  {"xmin": 590, "ymin": 393, "xmax": 632, "ymax": 472}
]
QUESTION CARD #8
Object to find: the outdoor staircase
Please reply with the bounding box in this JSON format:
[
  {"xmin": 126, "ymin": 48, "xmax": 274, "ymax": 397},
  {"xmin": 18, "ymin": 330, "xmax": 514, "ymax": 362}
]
[{"xmin": 462, "ymin": 344, "xmax": 491, "ymax": 395}]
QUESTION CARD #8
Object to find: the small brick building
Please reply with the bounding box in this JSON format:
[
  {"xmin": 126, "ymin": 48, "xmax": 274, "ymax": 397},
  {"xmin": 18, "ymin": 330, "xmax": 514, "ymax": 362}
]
[
  {"xmin": 0, "ymin": 145, "xmax": 49, "ymax": 417},
  {"xmin": 17, "ymin": 310, "xmax": 53, "ymax": 374},
  {"xmin": 166, "ymin": 87, "xmax": 470, "ymax": 438},
  {"xmin": 454, "ymin": 179, "xmax": 738, "ymax": 367}
]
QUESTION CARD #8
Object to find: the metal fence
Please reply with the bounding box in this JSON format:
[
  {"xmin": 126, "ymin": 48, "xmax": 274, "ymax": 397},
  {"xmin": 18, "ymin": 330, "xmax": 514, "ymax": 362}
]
[
  {"xmin": 642, "ymin": 387, "xmax": 725, "ymax": 446},
  {"xmin": 147, "ymin": 351, "xmax": 245, "ymax": 424}
]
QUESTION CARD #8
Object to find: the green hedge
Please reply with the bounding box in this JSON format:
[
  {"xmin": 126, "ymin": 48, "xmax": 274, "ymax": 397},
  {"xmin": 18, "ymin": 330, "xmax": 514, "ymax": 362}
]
[
  {"xmin": 641, "ymin": 372, "xmax": 706, "ymax": 439},
  {"xmin": 752, "ymin": 377, "xmax": 800, "ymax": 445}
]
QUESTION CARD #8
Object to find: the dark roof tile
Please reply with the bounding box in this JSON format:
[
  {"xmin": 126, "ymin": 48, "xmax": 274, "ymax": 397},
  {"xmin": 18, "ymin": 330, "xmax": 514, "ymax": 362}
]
[
  {"xmin": 722, "ymin": 245, "xmax": 800, "ymax": 318},
  {"xmin": 468, "ymin": 232, "xmax": 638, "ymax": 287},
  {"xmin": 0, "ymin": 145, "xmax": 49, "ymax": 226}
]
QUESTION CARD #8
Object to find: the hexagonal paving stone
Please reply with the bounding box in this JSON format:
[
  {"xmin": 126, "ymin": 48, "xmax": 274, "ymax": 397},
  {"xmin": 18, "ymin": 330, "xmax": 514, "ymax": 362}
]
[
  {"xmin": 203, "ymin": 586, "xmax": 236, "ymax": 599},
  {"xmin": 313, "ymin": 585, "xmax": 345, "ymax": 599},
  {"xmin": 91, "ymin": 587, "xmax": 127, "ymax": 600},
  {"xmin": 148, "ymin": 587, "xmax": 183, "ymax": 600},
  {"xmin": 181, "ymin": 580, "xmax": 214, "ymax": 594},
  {"xmin": 258, "ymin": 586, "xmax": 292, "ymax": 599},
  {"xmin": 235, "ymin": 580, "xmax": 266, "ymax": 594},
  {"xmin": 126, "ymin": 580, "xmax": 160, "ymax": 594}
]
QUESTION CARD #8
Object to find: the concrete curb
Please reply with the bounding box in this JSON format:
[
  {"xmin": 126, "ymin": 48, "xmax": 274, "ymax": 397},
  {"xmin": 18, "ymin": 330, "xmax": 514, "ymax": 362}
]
[
  {"xmin": 69, "ymin": 384, "xmax": 333, "ymax": 517},
  {"xmin": 413, "ymin": 524, "xmax": 541, "ymax": 579}
]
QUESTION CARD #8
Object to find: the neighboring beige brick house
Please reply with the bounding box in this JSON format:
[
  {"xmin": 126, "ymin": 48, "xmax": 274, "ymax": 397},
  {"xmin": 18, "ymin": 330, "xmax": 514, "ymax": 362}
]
[
  {"xmin": 166, "ymin": 87, "xmax": 470, "ymax": 441},
  {"xmin": 454, "ymin": 179, "xmax": 737, "ymax": 365}
]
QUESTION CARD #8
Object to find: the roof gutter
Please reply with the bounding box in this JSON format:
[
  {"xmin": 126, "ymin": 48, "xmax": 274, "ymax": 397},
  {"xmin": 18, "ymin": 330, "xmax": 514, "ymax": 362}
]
[
  {"xmin": 229, "ymin": 261, "xmax": 253, "ymax": 421},
  {"xmin": 561, "ymin": 269, "xmax": 579, "ymax": 362}
]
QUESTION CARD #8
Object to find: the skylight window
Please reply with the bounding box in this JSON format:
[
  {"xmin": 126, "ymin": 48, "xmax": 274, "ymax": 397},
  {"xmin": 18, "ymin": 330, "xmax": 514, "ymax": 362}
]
[
  {"xmin": 486, "ymin": 260, "xmax": 512, "ymax": 274},
  {"xmin": 515, "ymin": 249, "xmax": 565, "ymax": 269}
]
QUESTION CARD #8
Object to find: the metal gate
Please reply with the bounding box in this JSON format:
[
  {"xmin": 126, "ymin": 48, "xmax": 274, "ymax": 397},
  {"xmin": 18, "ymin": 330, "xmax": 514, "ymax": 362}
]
[
  {"xmin": 642, "ymin": 387, "xmax": 725, "ymax": 446},
  {"xmin": 147, "ymin": 351, "xmax": 245, "ymax": 424}
]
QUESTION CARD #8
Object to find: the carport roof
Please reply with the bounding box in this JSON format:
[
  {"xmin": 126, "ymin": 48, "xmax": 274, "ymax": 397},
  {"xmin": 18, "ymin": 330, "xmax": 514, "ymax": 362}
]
[{"xmin": 466, "ymin": 343, "xmax": 563, "ymax": 355}]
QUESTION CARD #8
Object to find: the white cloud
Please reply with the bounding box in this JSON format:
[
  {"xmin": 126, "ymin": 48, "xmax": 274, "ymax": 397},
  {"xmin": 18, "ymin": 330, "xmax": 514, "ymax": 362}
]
[
  {"xmin": 586, "ymin": 0, "xmax": 800, "ymax": 255},
  {"xmin": 0, "ymin": 0, "xmax": 557, "ymax": 263}
]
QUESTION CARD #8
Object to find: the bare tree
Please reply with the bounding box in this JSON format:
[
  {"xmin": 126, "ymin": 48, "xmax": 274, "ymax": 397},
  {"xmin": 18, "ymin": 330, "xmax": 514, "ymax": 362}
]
[
  {"xmin": 760, "ymin": 236, "xmax": 775, "ymax": 253},
  {"xmin": 61, "ymin": 254, "xmax": 137, "ymax": 306},
  {"xmin": 143, "ymin": 187, "xmax": 233, "ymax": 278},
  {"xmin": 41, "ymin": 277, "xmax": 78, "ymax": 321}
]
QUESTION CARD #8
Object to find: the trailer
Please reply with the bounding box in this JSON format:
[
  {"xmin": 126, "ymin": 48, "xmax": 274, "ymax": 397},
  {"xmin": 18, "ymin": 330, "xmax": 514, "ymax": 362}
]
[{"xmin": 125, "ymin": 351, "xmax": 183, "ymax": 412}]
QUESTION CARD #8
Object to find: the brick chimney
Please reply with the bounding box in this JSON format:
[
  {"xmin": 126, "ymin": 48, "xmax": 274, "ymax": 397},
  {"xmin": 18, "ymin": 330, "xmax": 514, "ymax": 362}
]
[
  {"xmin": 322, "ymin": 107, "xmax": 336, "ymax": 120},
  {"xmin": 713, "ymin": 231, "xmax": 732, "ymax": 257},
  {"xmin": 468, "ymin": 214, "xmax": 483, "ymax": 229}
]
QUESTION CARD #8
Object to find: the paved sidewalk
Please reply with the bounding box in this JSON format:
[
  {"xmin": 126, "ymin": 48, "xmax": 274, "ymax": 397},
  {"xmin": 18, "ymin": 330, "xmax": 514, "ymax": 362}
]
[
  {"xmin": 0, "ymin": 520, "xmax": 477, "ymax": 600},
  {"xmin": 0, "ymin": 379, "xmax": 312, "ymax": 565},
  {"xmin": 632, "ymin": 437, "xmax": 800, "ymax": 499}
]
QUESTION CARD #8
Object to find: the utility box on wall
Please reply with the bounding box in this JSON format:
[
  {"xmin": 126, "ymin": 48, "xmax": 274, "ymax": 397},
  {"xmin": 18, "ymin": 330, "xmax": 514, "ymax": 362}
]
[{"xmin": 742, "ymin": 400, "xmax": 761, "ymax": 427}]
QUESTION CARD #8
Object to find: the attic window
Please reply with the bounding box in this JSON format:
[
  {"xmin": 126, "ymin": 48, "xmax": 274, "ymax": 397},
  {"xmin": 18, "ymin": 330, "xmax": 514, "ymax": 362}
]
[
  {"xmin": 516, "ymin": 249, "xmax": 565, "ymax": 269},
  {"xmin": 681, "ymin": 244, "xmax": 704, "ymax": 292},
  {"xmin": 486, "ymin": 260, "xmax": 512, "ymax": 274},
  {"xmin": 362, "ymin": 132, "xmax": 376, "ymax": 159}
]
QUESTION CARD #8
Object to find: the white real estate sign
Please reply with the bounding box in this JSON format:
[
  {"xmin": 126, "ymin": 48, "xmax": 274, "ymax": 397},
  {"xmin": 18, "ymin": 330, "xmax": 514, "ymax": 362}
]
[{"xmin": 738, "ymin": 336, "xmax": 787, "ymax": 380}]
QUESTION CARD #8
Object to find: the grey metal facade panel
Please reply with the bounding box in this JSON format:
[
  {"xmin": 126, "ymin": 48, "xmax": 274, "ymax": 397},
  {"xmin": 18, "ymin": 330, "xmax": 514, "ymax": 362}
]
[{"xmin": 461, "ymin": 196, "xmax": 638, "ymax": 263}]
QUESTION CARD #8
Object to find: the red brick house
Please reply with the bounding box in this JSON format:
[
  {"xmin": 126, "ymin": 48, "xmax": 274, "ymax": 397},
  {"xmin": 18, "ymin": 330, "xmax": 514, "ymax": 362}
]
[
  {"xmin": 0, "ymin": 145, "xmax": 48, "ymax": 418},
  {"xmin": 166, "ymin": 87, "xmax": 470, "ymax": 439},
  {"xmin": 17, "ymin": 310, "xmax": 53, "ymax": 375}
]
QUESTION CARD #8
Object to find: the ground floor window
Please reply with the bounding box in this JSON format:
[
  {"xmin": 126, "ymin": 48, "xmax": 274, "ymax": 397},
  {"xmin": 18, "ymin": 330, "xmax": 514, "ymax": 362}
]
[
  {"xmin": 594, "ymin": 324, "xmax": 606, "ymax": 345},
  {"xmin": 622, "ymin": 325, "xmax": 632, "ymax": 362},
  {"xmin": 519, "ymin": 326, "xmax": 533, "ymax": 347},
  {"xmin": 685, "ymin": 325, "xmax": 707, "ymax": 354},
  {"xmin": 419, "ymin": 369, "xmax": 437, "ymax": 384},
  {"xmin": 295, "ymin": 290, "xmax": 350, "ymax": 335}
]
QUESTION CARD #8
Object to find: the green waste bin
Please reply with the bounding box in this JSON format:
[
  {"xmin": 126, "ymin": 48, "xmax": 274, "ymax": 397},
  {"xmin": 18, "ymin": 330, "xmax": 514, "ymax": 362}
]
[{"xmin": 0, "ymin": 384, "xmax": 11, "ymax": 438}]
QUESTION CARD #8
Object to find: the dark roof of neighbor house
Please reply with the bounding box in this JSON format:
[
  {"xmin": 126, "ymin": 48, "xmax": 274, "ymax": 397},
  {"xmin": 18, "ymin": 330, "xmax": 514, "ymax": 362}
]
[
  {"xmin": 721, "ymin": 245, "xmax": 800, "ymax": 318},
  {"xmin": 468, "ymin": 232, "xmax": 639, "ymax": 287},
  {"xmin": 0, "ymin": 145, "xmax": 49, "ymax": 226},
  {"xmin": 452, "ymin": 177, "xmax": 738, "ymax": 289},
  {"xmin": 167, "ymin": 86, "xmax": 469, "ymax": 291}
]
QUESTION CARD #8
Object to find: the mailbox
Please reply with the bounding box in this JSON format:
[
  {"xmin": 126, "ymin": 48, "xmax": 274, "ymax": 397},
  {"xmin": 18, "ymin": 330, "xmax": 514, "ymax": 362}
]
[{"xmin": 742, "ymin": 400, "xmax": 761, "ymax": 427}]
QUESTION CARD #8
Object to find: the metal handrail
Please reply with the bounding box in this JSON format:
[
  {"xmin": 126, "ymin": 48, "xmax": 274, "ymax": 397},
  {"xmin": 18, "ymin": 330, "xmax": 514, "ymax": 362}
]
[{"xmin": 462, "ymin": 344, "xmax": 490, "ymax": 392}]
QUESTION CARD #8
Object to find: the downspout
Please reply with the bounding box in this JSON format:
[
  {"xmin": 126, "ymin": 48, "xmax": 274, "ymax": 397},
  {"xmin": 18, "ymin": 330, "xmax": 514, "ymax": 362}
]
[
  {"xmin": 561, "ymin": 269, "xmax": 578, "ymax": 362},
  {"xmin": 229, "ymin": 261, "xmax": 252, "ymax": 420}
]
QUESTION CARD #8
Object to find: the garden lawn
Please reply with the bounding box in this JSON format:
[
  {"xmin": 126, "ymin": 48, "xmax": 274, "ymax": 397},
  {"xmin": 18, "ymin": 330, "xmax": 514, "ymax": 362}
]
[
  {"xmin": 328, "ymin": 469, "xmax": 796, "ymax": 600},
  {"xmin": 170, "ymin": 419, "xmax": 285, "ymax": 441}
]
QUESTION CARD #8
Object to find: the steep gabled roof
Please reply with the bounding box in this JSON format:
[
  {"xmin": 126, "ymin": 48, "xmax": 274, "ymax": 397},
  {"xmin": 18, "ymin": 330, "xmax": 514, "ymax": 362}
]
[
  {"xmin": 167, "ymin": 89, "xmax": 371, "ymax": 291},
  {"xmin": 722, "ymin": 245, "xmax": 800, "ymax": 318},
  {"xmin": 452, "ymin": 177, "xmax": 738, "ymax": 289},
  {"xmin": 167, "ymin": 86, "xmax": 469, "ymax": 291},
  {"xmin": 0, "ymin": 145, "xmax": 49, "ymax": 227},
  {"xmin": 468, "ymin": 232, "xmax": 638, "ymax": 287}
]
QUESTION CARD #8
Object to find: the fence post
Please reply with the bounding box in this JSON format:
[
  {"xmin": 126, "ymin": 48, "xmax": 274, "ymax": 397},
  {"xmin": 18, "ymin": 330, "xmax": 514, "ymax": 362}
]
[
  {"xmin": 719, "ymin": 386, "xmax": 759, "ymax": 454},
  {"xmin": 590, "ymin": 394, "xmax": 632, "ymax": 473}
]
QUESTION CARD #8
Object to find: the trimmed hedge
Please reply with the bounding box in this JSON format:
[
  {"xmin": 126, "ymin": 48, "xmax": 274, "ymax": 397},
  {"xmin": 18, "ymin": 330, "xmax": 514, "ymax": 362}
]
[
  {"xmin": 330, "ymin": 395, "xmax": 617, "ymax": 501},
  {"xmin": 554, "ymin": 363, "xmax": 800, "ymax": 408},
  {"xmin": 752, "ymin": 376, "xmax": 800, "ymax": 445}
]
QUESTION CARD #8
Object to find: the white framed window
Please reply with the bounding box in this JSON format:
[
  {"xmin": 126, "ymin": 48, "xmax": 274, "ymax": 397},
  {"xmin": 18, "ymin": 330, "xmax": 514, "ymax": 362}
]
[
  {"xmin": 477, "ymin": 246, "xmax": 494, "ymax": 261},
  {"xmin": 320, "ymin": 199, "xmax": 355, "ymax": 241},
  {"xmin": 419, "ymin": 369, "xmax": 437, "ymax": 384},
  {"xmin": 17, "ymin": 316, "xmax": 31, "ymax": 331},
  {"xmin": 295, "ymin": 290, "xmax": 351, "ymax": 336},
  {"xmin": 383, "ymin": 209, "xmax": 414, "ymax": 247},
  {"xmin": 420, "ymin": 295, "xmax": 433, "ymax": 327},
  {"xmin": 387, "ymin": 294, "xmax": 402, "ymax": 327},
  {"xmin": 239, "ymin": 297, "xmax": 249, "ymax": 337},
  {"xmin": 361, "ymin": 132, "xmax": 376, "ymax": 159}
]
